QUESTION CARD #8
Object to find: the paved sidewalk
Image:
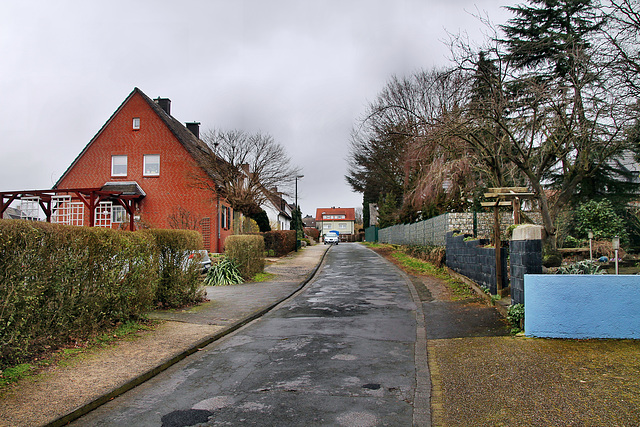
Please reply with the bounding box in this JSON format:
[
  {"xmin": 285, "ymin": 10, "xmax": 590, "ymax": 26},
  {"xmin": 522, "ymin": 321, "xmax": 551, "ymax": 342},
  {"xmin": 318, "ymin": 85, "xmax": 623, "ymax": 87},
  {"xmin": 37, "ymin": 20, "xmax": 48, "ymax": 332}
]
[{"xmin": 0, "ymin": 244, "xmax": 329, "ymax": 427}]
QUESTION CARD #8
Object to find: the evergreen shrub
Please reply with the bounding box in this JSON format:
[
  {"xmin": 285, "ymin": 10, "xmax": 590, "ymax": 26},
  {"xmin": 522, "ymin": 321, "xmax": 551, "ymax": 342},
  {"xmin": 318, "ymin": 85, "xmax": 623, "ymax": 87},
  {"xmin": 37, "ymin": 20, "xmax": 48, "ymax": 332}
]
[{"xmin": 0, "ymin": 220, "xmax": 206, "ymax": 368}]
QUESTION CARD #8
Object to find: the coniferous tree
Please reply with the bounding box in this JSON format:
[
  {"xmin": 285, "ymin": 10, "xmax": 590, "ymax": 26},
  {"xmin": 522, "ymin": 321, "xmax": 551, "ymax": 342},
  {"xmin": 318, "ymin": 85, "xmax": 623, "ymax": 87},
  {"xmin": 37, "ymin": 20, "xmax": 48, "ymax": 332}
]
[{"xmin": 501, "ymin": 0, "xmax": 604, "ymax": 78}]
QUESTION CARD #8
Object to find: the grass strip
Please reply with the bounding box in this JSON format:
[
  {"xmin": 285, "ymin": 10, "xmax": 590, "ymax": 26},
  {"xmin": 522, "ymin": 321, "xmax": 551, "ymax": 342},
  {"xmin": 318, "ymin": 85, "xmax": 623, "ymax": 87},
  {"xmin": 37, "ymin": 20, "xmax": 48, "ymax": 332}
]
[
  {"xmin": 363, "ymin": 242, "xmax": 476, "ymax": 301},
  {"xmin": 0, "ymin": 320, "xmax": 156, "ymax": 391}
]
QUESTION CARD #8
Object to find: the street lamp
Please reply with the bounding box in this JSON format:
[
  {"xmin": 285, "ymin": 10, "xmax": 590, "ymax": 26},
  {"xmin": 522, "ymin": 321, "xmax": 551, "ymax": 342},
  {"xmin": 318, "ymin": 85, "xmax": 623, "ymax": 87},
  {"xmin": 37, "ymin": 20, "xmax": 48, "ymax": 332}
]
[
  {"xmin": 294, "ymin": 175, "xmax": 304, "ymax": 252},
  {"xmin": 612, "ymin": 236, "xmax": 620, "ymax": 275},
  {"xmin": 588, "ymin": 230, "xmax": 593, "ymax": 261}
]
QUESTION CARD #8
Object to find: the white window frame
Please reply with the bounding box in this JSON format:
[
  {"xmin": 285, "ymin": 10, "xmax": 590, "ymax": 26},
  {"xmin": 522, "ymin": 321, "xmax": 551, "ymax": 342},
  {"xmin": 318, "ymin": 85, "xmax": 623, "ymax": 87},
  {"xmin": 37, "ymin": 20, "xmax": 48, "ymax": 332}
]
[
  {"xmin": 95, "ymin": 202, "xmax": 112, "ymax": 228},
  {"xmin": 338, "ymin": 223, "xmax": 347, "ymax": 229},
  {"xmin": 323, "ymin": 224, "xmax": 331, "ymax": 229},
  {"xmin": 133, "ymin": 117, "xmax": 140, "ymax": 130},
  {"xmin": 69, "ymin": 202, "xmax": 84, "ymax": 226},
  {"xmin": 143, "ymin": 154, "xmax": 160, "ymax": 176},
  {"xmin": 52, "ymin": 195, "xmax": 72, "ymax": 225},
  {"xmin": 20, "ymin": 197, "xmax": 40, "ymax": 221},
  {"xmin": 111, "ymin": 155, "xmax": 127, "ymax": 177},
  {"xmin": 112, "ymin": 205, "xmax": 127, "ymax": 223}
]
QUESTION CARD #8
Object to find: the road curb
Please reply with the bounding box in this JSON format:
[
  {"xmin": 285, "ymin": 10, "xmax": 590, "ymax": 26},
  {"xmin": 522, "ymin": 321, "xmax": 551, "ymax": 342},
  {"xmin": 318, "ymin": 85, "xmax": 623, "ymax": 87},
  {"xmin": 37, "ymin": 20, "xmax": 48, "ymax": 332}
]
[
  {"xmin": 446, "ymin": 267, "xmax": 510, "ymax": 318},
  {"xmin": 46, "ymin": 245, "xmax": 331, "ymax": 427}
]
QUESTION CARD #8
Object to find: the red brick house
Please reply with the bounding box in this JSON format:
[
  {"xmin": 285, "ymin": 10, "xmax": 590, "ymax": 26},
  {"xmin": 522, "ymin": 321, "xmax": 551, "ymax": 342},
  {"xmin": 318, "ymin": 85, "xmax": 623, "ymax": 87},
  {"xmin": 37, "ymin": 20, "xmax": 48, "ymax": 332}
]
[{"xmin": 52, "ymin": 87, "xmax": 233, "ymax": 252}]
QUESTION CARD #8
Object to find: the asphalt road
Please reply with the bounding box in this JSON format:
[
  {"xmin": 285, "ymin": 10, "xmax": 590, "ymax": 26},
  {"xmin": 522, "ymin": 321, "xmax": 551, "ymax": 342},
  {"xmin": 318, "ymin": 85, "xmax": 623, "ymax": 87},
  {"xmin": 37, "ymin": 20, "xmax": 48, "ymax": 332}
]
[{"xmin": 72, "ymin": 244, "xmax": 425, "ymax": 426}]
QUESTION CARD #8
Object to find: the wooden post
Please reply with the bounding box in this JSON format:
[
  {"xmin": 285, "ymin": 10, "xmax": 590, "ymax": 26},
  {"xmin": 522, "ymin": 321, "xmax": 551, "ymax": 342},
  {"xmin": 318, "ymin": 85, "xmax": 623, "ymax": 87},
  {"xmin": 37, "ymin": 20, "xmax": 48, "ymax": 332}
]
[{"xmin": 513, "ymin": 198, "xmax": 521, "ymax": 225}]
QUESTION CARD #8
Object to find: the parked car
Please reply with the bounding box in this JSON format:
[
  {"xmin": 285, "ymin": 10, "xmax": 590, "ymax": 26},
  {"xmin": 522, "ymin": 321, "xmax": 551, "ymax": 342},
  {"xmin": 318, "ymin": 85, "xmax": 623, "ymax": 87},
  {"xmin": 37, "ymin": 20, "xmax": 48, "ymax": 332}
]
[
  {"xmin": 189, "ymin": 250, "xmax": 212, "ymax": 273},
  {"xmin": 324, "ymin": 234, "xmax": 339, "ymax": 245}
]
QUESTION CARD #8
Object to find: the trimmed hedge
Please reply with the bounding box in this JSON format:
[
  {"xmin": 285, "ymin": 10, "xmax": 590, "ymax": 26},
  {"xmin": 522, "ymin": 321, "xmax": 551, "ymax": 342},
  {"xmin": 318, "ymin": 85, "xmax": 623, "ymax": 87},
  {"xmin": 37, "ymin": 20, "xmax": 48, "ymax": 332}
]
[
  {"xmin": 304, "ymin": 227, "xmax": 320, "ymax": 240},
  {"xmin": 142, "ymin": 229, "xmax": 205, "ymax": 308},
  {"xmin": 224, "ymin": 235, "xmax": 265, "ymax": 279},
  {"xmin": 261, "ymin": 230, "xmax": 296, "ymax": 257},
  {"xmin": 0, "ymin": 220, "xmax": 205, "ymax": 369}
]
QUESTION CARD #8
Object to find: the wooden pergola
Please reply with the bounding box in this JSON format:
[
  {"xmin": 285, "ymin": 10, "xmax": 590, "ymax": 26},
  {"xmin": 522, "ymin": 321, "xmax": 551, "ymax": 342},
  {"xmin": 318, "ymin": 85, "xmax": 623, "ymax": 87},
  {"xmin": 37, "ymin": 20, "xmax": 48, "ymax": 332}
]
[
  {"xmin": 0, "ymin": 187, "xmax": 144, "ymax": 231},
  {"xmin": 481, "ymin": 187, "xmax": 536, "ymax": 296}
]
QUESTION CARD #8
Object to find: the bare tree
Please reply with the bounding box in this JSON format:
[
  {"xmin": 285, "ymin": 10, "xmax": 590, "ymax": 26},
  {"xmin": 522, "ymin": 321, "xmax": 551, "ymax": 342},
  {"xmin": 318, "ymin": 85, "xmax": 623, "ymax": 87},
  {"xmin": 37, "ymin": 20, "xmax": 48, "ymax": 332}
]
[
  {"xmin": 603, "ymin": 0, "xmax": 640, "ymax": 96},
  {"xmin": 168, "ymin": 206, "xmax": 202, "ymax": 230},
  {"xmin": 443, "ymin": 2, "xmax": 636, "ymax": 247},
  {"xmin": 196, "ymin": 129, "xmax": 301, "ymax": 216},
  {"xmin": 346, "ymin": 68, "xmax": 485, "ymax": 220}
]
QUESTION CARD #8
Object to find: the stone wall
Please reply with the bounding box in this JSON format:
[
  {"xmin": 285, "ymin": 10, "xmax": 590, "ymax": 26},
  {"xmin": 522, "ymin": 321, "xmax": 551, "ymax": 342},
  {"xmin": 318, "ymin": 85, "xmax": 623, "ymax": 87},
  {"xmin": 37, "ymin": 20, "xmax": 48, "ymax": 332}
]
[{"xmin": 377, "ymin": 211, "xmax": 541, "ymax": 246}]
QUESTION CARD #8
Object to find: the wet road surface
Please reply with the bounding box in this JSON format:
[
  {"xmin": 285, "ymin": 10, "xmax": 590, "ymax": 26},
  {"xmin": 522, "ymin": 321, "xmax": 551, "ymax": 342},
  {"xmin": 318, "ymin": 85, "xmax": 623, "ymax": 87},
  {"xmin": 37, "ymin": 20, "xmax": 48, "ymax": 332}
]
[{"xmin": 73, "ymin": 244, "xmax": 424, "ymax": 426}]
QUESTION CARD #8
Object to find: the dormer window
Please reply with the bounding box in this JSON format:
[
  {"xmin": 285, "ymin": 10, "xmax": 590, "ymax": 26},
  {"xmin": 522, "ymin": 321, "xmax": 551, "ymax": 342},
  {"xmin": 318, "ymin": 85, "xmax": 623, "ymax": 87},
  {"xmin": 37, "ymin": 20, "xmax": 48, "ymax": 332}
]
[{"xmin": 133, "ymin": 117, "xmax": 140, "ymax": 130}]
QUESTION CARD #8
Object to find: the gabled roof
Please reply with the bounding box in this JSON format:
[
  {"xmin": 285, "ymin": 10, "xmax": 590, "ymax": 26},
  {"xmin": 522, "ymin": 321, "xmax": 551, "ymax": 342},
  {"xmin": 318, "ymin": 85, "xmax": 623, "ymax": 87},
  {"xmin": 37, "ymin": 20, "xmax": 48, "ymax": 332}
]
[
  {"xmin": 54, "ymin": 87, "xmax": 220, "ymax": 189},
  {"xmin": 315, "ymin": 207, "xmax": 356, "ymax": 221},
  {"xmin": 262, "ymin": 187, "xmax": 291, "ymax": 220}
]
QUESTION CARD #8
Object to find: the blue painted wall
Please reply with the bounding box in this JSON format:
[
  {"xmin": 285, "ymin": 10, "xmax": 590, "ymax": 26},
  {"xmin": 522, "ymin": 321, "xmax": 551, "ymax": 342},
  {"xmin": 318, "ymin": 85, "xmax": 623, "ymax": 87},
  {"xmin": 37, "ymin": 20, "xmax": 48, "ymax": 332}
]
[{"xmin": 525, "ymin": 275, "xmax": 640, "ymax": 339}]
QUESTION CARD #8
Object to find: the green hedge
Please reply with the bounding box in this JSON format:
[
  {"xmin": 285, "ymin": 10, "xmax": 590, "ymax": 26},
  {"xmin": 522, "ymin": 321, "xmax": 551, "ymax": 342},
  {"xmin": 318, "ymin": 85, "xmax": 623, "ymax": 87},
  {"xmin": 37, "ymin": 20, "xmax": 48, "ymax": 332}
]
[
  {"xmin": 0, "ymin": 220, "xmax": 204, "ymax": 369},
  {"xmin": 225, "ymin": 235, "xmax": 265, "ymax": 279},
  {"xmin": 261, "ymin": 230, "xmax": 296, "ymax": 257},
  {"xmin": 142, "ymin": 229, "xmax": 205, "ymax": 308}
]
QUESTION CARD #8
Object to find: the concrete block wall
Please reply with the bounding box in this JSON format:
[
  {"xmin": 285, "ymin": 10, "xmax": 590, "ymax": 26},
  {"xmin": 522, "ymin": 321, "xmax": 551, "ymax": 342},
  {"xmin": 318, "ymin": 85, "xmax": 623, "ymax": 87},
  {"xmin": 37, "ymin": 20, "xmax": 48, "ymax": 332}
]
[
  {"xmin": 445, "ymin": 232, "xmax": 508, "ymax": 294},
  {"xmin": 509, "ymin": 225, "xmax": 544, "ymax": 305}
]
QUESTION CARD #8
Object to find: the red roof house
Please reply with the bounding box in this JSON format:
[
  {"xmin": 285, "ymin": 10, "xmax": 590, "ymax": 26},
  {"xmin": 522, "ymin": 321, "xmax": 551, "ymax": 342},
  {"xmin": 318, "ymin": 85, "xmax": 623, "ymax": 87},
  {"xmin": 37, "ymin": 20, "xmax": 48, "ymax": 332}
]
[
  {"xmin": 315, "ymin": 207, "xmax": 356, "ymax": 237},
  {"xmin": 52, "ymin": 87, "xmax": 233, "ymax": 252}
]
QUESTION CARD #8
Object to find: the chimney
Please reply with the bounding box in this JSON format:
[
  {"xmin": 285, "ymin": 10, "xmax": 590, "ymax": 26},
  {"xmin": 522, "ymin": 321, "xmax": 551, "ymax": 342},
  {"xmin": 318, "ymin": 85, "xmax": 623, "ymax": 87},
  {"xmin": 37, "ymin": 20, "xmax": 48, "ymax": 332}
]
[
  {"xmin": 155, "ymin": 97, "xmax": 171, "ymax": 115},
  {"xmin": 186, "ymin": 122, "xmax": 200, "ymax": 138}
]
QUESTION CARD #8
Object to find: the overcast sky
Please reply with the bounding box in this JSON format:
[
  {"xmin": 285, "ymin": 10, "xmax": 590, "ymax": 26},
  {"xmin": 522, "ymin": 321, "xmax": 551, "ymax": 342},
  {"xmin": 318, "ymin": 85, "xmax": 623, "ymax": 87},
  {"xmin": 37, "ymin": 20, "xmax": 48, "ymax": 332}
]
[{"xmin": 0, "ymin": 0, "xmax": 517, "ymax": 217}]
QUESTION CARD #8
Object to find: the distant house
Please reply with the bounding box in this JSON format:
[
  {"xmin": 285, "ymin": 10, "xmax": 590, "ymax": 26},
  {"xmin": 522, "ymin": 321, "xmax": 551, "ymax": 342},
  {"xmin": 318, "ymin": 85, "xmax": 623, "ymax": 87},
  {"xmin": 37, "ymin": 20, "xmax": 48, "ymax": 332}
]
[
  {"xmin": 302, "ymin": 214, "xmax": 316, "ymax": 228},
  {"xmin": 315, "ymin": 207, "xmax": 356, "ymax": 238},
  {"xmin": 49, "ymin": 87, "xmax": 233, "ymax": 252},
  {"xmin": 262, "ymin": 187, "xmax": 292, "ymax": 230},
  {"xmin": 2, "ymin": 206, "xmax": 29, "ymax": 220}
]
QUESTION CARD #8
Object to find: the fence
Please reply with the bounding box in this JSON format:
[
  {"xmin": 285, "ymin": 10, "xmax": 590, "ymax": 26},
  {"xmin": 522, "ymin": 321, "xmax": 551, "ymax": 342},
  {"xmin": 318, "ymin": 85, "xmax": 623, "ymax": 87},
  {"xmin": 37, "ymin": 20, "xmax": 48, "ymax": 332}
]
[
  {"xmin": 364, "ymin": 226, "xmax": 378, "ymax": 242},
  {"xmin": 377, "ymin": 211, "xmax": 538, "ymax": 246}
]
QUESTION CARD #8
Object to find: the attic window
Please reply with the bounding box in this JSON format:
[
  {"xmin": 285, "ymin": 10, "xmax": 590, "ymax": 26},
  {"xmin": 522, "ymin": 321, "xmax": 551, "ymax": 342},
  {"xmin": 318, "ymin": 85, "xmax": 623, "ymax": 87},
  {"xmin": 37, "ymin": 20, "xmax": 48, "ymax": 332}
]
[{"xmin": 133, "ymin": 117, "xmax": 140, "ymax": 130}]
